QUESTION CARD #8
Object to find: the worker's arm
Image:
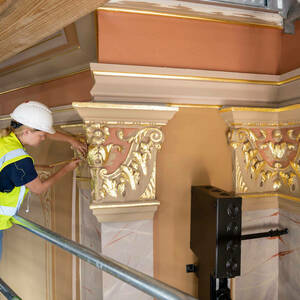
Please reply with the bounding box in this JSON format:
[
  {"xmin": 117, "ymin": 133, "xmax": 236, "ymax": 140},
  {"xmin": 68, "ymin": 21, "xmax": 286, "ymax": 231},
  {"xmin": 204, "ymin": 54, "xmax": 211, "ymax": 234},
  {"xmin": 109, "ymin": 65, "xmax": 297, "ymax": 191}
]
[
  {"xmin": 46, "ymin": 131, "xmax": 87, "ymax": 156},
  {"xmin": 26, "ymin": 159, "xmax": 80, "ymax": 195}
]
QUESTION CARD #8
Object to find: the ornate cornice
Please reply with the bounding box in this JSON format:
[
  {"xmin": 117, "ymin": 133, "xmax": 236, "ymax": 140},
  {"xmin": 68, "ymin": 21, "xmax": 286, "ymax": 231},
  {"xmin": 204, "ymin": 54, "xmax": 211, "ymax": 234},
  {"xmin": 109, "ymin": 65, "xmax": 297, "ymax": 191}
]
[
  {"xmin": 222, "ymin": 106, "xmax": 300, "ymax": 197},
  {"xmin": 90, "ymin": 63, "xmax": 300, "ymax": 107},
  {"xmin": 99, "ymin": 2, "xmax": 282, "ymax": 28},
  {"xmin": 73, "ymin": 102, "xmax": 177, "ymax": 125},
  {"xmin": 228, "ymin": 127, "xmax": 300, "ymax": 193},
  {"xmin": 220, "ymin": 105, "xmax": 300, "ymax": 128},
  {"xmin": 73, "ymin": 101, "xmax": 177, "ymax": 222}
]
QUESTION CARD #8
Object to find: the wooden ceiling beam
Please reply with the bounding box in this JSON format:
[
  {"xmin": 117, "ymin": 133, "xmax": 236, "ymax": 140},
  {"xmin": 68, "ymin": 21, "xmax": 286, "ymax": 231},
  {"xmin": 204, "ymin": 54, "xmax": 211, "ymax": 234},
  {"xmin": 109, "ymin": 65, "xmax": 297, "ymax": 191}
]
[{"xmin": 0, "ymin": 0, "xmax": 109, "ymax": 63}]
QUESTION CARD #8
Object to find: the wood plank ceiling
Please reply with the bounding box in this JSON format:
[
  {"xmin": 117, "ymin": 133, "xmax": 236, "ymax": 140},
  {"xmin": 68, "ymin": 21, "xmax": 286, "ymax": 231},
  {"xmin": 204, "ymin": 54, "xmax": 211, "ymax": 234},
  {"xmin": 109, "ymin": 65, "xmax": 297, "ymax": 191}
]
[{"xmin": 0, "ymin": 0, "xmax": 108, "ymax": 63}]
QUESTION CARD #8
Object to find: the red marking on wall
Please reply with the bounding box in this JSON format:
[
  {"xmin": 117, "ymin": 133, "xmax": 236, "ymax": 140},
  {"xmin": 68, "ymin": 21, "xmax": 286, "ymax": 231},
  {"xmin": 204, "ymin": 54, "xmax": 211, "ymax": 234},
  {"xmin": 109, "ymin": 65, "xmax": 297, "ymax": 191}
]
[
  {"xmin": 268, "ymin": 250, "xmax": 294, "ymax": 261},
  {"xmin": 94, "ymin": 225, "xmax": 101, "ymax": 240},
  {"xmin": 247, "ymin": 211, "xmax": 279, "ymax": 222},
  {"xmin": 280, "ymin": 213, "xmax": 300, "ymax": 224},
  {"xmin": 270, "ymin": 212, "xmax": 279, "ymax": 217},
  {"xmin": 267, "ymin": 236, "xmax": 286, "ymax": 244},
  {"xmin": 82, "ymin": 286, "xmax": 94, "ymax": 295},
  {"xmin": 104, "ymin": 231, "xmax": 134, "ymax": 248},
  {"xmin": 110, "ymin": 223, "xmax": 130, "ymax": 242}
]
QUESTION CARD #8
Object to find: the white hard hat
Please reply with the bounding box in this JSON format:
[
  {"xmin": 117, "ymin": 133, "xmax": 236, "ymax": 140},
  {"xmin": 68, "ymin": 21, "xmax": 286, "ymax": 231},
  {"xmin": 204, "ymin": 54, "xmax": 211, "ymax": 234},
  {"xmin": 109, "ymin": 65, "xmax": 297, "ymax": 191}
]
[{"xmin": 10, "ymin": 101, "xmax": 56, "ymax": 134}]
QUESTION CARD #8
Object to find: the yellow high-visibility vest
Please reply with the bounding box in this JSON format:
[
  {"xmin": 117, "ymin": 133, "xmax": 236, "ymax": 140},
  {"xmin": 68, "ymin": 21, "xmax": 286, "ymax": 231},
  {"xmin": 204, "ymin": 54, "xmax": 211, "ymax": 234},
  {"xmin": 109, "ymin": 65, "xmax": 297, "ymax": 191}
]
[{"xmin": 0, "ymin": 132, "xmax": 33, "ymax": 229}]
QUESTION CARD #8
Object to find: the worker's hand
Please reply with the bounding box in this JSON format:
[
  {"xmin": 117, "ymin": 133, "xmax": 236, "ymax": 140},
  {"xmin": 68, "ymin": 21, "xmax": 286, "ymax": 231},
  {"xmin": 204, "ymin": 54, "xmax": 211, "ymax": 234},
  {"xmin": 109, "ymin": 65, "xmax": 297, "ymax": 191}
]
[
  {"xmin": 63, "ymin": 159, "xmax": 81, "ymax": 172},
  {"xmin": 70, "ymin": 138, "xmax": 88, "ymax": 157}
]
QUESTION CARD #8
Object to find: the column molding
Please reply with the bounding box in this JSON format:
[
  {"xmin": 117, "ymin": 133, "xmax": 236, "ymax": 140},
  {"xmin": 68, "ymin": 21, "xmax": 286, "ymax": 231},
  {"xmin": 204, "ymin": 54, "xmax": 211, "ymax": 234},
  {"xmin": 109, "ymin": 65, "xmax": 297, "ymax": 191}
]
[{"xmin": 72, "ymin": 101, "xmax": 178, "ymax": 222}]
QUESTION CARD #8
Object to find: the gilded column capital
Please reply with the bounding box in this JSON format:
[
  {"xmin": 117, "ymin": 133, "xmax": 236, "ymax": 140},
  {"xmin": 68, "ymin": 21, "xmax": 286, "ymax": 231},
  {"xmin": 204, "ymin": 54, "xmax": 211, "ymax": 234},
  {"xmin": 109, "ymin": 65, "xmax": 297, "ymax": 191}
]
[
  {"xmin": 220, "ymin": 105, "xmax": 300, "ymax": 196},
  {"xmin": 72, "ymin": 102, "xmax": 178, "ymax": 222}
]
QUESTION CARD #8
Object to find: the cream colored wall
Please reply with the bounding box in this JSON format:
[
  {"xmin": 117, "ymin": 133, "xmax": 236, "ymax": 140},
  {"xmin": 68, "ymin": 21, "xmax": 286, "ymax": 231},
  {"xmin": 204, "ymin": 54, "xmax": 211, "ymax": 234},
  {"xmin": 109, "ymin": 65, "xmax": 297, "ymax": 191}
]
[
  {"xmin": 155, "ymin": 107, "xmax": 233, "ymax": 297},
  {"xmin": 43, "ymin": 140, "xmax": 74, "ymax": 300}
]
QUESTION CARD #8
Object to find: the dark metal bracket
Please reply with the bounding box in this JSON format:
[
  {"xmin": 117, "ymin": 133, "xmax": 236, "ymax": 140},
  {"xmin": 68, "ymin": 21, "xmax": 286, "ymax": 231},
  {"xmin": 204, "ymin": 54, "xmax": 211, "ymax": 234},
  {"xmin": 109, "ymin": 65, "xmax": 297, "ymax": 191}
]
[
  {"xmin": 186, "ymin": 228, "xmax": 289, "ymax": 274},
  {"xmin": 241, "ymin": 228, "xmax": 288, "ymax": 241}
]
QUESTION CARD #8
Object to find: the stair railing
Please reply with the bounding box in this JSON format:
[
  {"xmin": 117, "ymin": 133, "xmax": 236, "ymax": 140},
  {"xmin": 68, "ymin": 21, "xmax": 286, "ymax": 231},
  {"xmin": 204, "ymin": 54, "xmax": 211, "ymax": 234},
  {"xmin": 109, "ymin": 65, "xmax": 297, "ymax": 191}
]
[
  {"xmin": 11, "ymin": 215, "xmax": 197, "ymax": 300},
  {"xmin": 0, "ymin": 278, "xmax": 22, "ymax": 300}
]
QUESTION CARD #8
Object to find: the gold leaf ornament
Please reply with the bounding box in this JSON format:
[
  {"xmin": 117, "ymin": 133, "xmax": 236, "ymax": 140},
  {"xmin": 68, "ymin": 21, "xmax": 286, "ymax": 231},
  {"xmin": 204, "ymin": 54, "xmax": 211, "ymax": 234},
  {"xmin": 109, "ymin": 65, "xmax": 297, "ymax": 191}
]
[
  {"xmin": 229, "ymin": 128, "xmax": 300, "ymax": 192},
  {"xmin": 89, "ymin": 127, "xmax": 163, "ymax": 201}
]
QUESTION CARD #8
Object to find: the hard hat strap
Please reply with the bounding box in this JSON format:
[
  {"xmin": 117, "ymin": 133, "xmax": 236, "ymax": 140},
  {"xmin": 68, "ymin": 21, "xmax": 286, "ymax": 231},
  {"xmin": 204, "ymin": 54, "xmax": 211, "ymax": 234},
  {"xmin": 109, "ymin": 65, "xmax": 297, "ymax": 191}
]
[{"xmin": 10, "ymin": 120, "xmax": 23, "ymax": 129}]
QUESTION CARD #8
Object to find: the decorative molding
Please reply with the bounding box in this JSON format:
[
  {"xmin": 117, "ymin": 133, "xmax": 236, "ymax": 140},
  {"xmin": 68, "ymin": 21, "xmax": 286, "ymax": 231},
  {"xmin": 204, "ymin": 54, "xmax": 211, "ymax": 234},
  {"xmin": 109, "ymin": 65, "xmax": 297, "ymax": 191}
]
[
  {"xmin": 241, "ymin": 192, "xmax": 300, "ymax": 203},
  {"xmin": 228, "ymin": 127, "xmax": 300, "ymax": 193},
  {"xmin": 73, "ymin": 101, "xmax": 177, "ymax": 222},
  {"xmin": 90, "ymin": 63, "xmax": 300, "ymax": 107},
  {"xmin": 91, "ymin": 65, "xmax": 300, "ymax": 87},
  {"xmin": 235, "ymin": 155, "xmax": 248, "ymax": 193},
  {"xmin": 220, "ymin": 104, "xmax": 300, "ymax": 127},
  {"xmin": 221, "ymin": 104, "xmax": 300, "ymax": 113},
  {"xmin": 222, "ymin": 106, "xmax": 300, "ymax": 196},
  {"xmin": 86, "ymin": 124, "xmax": 162, "ymax": 201},
  {"xmin": 73, "ymin": 102, "xmax": 178, "ymax": 125},
  {"xmin": 100, "ymin": 1, "xmax": 283, "ymax": 28},
  {"xmin": 37, "ymin": 169, "xmax": 54, "ymax": 229},
  {"xmin": 98, "ymin": 7, "xmax": 282, "ymax": 29},
  {"xmin": 240, "ymin": 193, "xmax": 279, "ymax": 211},
  {"xmin": 139, "ymin": 166, "xmax": 156, "ymax": 200},
  {"xmin": 92, "ymin": 68, "xmax": 281, "ymax": 85},
  {"xmin": 0, "ymin": 68, "xmax": 89, "ymax": 96},
  {"xmin": 2, "ymin": 59, "xmax": 300, "ymax": 108},
  {"xmin": 35, "ymin": 167, "xmax": 54, "ymax": 300}
]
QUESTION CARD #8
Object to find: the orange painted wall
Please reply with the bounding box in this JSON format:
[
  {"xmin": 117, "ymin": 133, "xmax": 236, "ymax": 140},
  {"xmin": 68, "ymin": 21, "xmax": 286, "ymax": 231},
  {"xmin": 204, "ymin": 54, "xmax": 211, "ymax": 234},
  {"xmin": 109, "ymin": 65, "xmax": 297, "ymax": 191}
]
[
  {"xmin": 0, "ymin": 70, "xmax": 93, "ymax": 115},
  {"xmin": 98, "ymin": 11, "xmax": 282, "ymax": 75},
  {"xmin": 98, "ymin": 11, "xmax": 300, "ymax": 75},
  {"xmin": 279, "ymin": 20, "xmax": 300, "ymax": 74}
]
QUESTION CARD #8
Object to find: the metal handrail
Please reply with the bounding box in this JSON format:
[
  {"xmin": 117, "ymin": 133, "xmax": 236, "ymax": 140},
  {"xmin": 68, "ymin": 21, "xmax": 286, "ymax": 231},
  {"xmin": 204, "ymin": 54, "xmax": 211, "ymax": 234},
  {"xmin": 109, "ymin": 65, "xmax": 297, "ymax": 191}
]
[
  {"xmin": 0, "ymin": 278, "xmax": 22, "ymax": 300},
  {"xmin": 12, "ymin": 215, "xmax": 198, "ymax": 300}
]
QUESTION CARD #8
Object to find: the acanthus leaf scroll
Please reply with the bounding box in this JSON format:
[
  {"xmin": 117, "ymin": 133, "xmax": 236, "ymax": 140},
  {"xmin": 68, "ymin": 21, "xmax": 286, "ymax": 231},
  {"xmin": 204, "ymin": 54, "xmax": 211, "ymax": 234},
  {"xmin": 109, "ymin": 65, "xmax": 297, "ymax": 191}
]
[
  {"xmin": 85, "ymin": 122, "xmax": 163, "ymax": 203},
  {"xmin": 228, "ymin": 128, "xmax": 300, "ymax": 193}
]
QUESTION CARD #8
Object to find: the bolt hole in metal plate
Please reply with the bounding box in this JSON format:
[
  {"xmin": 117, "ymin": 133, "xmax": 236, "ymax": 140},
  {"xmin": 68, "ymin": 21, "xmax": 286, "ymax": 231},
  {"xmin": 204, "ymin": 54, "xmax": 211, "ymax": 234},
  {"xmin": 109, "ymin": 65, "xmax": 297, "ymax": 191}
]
[
  {"xmin": 220, "ymin": 192, "xmax": 230, "ymax": 196},
  {"xmin": 227, "ymin": 204, "xmax": 240, "ymax": 218},
  {"xmin": 204, "ymin": 186, "xmax": 213, "ymax": 189},
  {"xmin": 203, "ymin": 186, "xmax": 231, "ymax": 196}
]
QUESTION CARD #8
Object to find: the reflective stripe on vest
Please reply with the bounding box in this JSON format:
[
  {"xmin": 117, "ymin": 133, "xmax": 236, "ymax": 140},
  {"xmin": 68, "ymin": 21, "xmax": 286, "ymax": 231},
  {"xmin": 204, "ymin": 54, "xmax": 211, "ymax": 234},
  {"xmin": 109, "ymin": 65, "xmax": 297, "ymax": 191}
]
[
  {"xmin": 0, "ymin": 186, "xmax": 26, "ymax": 216},
  {"xmin": 0, "ymin": 148, "xmax": 28, "ymax": 172},
  {"xmin": 0, "ymin": 148, "xmax": 28, "ymax": 218}
]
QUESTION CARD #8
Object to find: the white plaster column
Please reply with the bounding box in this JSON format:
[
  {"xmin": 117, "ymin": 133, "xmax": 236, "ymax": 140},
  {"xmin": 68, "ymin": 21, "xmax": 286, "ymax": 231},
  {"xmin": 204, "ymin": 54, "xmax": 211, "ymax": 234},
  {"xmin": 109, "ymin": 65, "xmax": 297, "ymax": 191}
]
[{"xmin": 73, "ymin": 101, "xmax": 177, "ymax": 300}]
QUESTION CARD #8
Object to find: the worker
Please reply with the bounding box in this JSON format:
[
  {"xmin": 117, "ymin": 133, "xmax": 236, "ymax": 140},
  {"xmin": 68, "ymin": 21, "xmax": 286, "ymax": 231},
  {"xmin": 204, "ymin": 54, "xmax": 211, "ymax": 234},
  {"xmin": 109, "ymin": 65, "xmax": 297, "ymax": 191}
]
[{"xmin": 0, "ymin": 101, "xmax": 87, "ymax": 259}]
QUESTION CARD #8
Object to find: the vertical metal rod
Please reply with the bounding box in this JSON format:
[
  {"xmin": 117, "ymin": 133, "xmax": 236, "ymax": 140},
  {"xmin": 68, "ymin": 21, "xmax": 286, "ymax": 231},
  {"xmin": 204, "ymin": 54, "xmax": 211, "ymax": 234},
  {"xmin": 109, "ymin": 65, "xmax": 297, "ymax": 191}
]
[
  {"xmin": 0, "ymin": 278, "xmax": 22, "ymax": 300},
  {"xmin": 12, "ymin": 215, "xmax": 197, "ymax": 300}
]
